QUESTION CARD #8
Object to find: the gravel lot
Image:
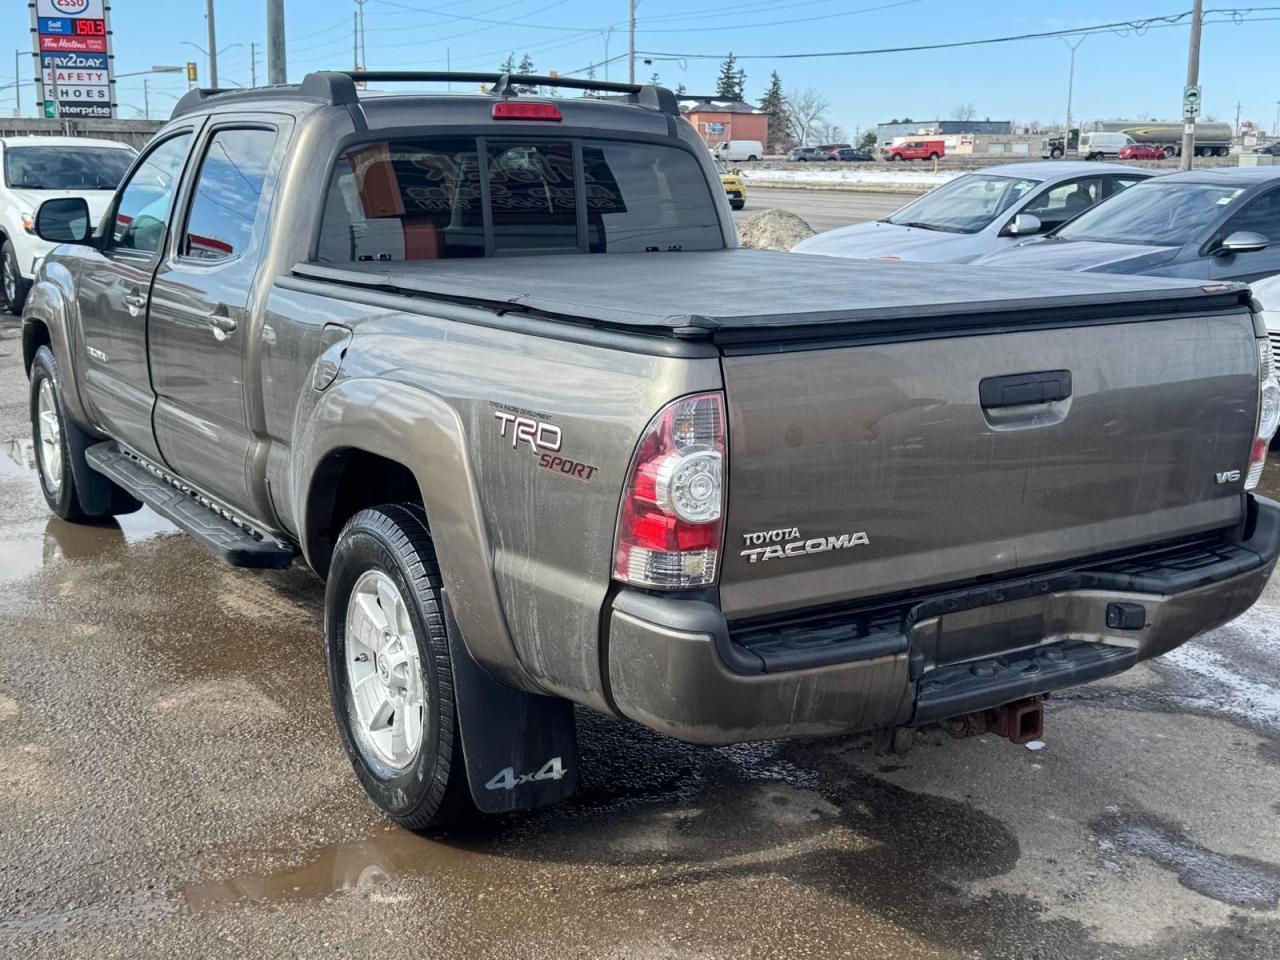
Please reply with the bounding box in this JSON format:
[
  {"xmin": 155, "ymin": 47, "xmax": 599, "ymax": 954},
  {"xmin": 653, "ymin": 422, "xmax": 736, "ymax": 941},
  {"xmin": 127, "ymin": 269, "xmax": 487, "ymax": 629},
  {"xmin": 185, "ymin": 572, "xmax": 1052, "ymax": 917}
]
[{"xmin": 2, "ymin": 289, "xmax": 1279, "ymax": 957}]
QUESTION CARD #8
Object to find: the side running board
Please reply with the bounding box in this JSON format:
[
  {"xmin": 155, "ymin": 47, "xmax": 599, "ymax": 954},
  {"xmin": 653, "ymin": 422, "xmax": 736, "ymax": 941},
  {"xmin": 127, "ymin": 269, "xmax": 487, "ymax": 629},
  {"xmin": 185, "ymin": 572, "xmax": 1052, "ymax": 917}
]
[{"xmin": 84, "ymin": 442, "xmax": 294, "ymax": 569}]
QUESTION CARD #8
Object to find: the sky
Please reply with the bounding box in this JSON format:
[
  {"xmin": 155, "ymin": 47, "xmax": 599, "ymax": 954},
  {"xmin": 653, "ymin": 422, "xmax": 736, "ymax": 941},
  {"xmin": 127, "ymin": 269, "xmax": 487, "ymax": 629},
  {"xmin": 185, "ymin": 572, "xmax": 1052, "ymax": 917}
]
[{"xmin": 5, "ymin": 1, "xmax": 1280, "ymax": 137}]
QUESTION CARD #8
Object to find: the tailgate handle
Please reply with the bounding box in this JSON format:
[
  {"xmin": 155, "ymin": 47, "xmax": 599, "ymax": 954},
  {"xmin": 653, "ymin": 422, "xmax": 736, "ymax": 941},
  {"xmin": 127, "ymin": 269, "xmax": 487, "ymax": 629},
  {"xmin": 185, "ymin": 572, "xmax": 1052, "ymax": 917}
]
[{"xmin": 980, "ymin": 370, "xmax": 1072, "ymax": 408}]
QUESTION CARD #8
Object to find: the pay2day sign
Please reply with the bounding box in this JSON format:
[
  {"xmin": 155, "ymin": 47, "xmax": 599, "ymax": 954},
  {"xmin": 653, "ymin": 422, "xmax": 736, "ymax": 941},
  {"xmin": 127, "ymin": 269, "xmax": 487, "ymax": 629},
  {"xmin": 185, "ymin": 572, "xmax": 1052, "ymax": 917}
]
[{"xmin": 30, "ymin": 0, "xmax": 115, "ymax": 118}]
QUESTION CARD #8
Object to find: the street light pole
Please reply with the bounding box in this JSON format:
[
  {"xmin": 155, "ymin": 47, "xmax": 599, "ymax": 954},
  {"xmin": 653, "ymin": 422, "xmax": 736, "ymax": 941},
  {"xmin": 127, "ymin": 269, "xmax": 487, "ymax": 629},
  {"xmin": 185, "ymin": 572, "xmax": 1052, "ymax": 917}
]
[
  {"xmin": 143, "ymin": 78, "xmax": 149, "ymax": 120},
  {"xmin": 1180, "ymin": 0, "xmax": 1203, "ymax": 171},
  {"xmin": 267, "ymin": 0, "xmax": 287, "ymax": 85},
  {"xmin": 206, "ymin": 0, "xmax": 219, "ymax": 88}
]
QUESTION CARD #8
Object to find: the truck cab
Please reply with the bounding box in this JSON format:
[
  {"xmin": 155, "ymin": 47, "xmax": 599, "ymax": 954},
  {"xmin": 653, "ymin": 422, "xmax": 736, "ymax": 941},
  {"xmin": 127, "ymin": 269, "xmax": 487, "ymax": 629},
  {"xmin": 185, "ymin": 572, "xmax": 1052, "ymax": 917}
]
[{"xmin": 888, "ymin": 139, "xmax": 944, "ymax": 161}]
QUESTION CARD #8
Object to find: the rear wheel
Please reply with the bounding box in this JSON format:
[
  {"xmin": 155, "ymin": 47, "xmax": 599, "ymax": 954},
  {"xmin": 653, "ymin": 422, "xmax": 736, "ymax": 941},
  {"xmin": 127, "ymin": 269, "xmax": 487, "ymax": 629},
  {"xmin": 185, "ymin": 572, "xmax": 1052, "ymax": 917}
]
[
  {"xmin": 1162, "ymin": 144, "xmax": 1178, "ymax": 159},
  {"xmin": 2, "ymin": 241, "xmax": 30, "ymax": 316},
  {"xmin": 747, "ymin": 154, "xmax": 759, "ymax": 161},
  {"xmin": 325, "ymin": 504, "xmax": 472, "ymax": 830},
  {"xmin": 928, "ymin": 152, "xmax": 940, "ymax": 161},
  {"xmin": 730, "ymin": 200, "xmax": 745, "ymax": 210},
  {"xmin": 1216, "ymin": 146, "xmax": 1229, "ymax": 157},
  {"xmin": 29, "ymin": 345, "xmax": 140, "ymax": 522}
]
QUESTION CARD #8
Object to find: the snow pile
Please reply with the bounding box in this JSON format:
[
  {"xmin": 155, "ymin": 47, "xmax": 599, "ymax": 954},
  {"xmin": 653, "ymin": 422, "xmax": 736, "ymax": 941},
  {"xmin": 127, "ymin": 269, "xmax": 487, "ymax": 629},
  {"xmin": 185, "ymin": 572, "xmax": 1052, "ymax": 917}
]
[
  {"xmin": 737, "ymin": 209, "xmax": 816, "ymax": 252},
  {"xmin": 740, "ymin": 168, "xmax": 960, "ymax": 189}
]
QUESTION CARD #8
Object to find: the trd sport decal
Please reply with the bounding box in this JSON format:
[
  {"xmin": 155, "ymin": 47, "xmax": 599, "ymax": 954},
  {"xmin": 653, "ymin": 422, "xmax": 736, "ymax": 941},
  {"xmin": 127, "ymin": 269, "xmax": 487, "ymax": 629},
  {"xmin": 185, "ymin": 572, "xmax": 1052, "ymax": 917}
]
[{"xmin": 492, "ymin": 404, "xmax": 600, "ymax": 482}]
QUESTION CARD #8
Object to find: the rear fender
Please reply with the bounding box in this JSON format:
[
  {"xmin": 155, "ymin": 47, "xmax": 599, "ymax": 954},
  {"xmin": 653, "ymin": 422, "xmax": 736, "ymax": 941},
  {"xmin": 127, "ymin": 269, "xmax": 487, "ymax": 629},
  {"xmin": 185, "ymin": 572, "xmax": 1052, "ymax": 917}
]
[{"xmin": 294, "ymin": 375, "xmax": 539, "ymax": 693}]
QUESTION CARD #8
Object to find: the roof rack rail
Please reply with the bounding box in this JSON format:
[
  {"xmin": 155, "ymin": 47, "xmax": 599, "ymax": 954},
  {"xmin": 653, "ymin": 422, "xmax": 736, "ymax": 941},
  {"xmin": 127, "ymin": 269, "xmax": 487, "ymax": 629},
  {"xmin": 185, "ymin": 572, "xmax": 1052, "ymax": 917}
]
[
  {"xmin": 171, "ymin": 72, "xmax": 358, "ymax": 119},
  {"xmin": 343, "ymin": 71, "xmax": 679, "ymax": 114},
  {"xmin": 171, "ymin": 70, "xmax": 679, "ymax": 120}
]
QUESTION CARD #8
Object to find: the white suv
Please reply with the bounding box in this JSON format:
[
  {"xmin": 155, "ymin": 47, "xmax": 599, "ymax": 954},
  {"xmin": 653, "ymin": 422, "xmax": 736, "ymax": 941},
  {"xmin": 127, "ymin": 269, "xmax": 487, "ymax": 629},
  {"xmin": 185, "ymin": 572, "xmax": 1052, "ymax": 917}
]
[{"xmin": 0, "ymin": 136, "xmax": 136, "ymax": 314}]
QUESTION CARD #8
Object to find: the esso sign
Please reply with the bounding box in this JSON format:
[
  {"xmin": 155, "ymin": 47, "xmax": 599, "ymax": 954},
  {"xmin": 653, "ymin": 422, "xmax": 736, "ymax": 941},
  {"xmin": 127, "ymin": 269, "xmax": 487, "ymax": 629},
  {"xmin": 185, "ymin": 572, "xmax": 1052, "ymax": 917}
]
[
  {"xmin": 37, "ymin": 0, "xmax": 104, "ymax": 16},
  {"xmin": 53, "ymin": 0, "xmax": 91, "ymax": 13}
]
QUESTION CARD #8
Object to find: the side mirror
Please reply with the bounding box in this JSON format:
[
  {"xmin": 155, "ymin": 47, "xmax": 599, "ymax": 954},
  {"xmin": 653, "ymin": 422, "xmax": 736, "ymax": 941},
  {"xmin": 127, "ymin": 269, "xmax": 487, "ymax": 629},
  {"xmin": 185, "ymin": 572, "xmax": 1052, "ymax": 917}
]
[
  {"xmin": 1005, "ymin": 213, "xmax": 1043, "ymax": 237},
  {"xmin": 34, "ymin": 197, "xmax": 91, "ymax": 244},
  {"xmin": 1216, "ymin": 230, "xmax": 1269, "ymax": 256}
]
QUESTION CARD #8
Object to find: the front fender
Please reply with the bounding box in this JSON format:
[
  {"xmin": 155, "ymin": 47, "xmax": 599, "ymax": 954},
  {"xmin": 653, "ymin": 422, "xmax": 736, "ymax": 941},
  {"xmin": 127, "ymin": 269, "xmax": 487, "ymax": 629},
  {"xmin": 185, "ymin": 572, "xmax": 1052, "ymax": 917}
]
[
  {"xmin": 293, "ymin": 375, "xmax": 539, "ymax": 694},
  {"xmin": 23, "ymin": 258, "xmax": 93, "ymax": 430}
]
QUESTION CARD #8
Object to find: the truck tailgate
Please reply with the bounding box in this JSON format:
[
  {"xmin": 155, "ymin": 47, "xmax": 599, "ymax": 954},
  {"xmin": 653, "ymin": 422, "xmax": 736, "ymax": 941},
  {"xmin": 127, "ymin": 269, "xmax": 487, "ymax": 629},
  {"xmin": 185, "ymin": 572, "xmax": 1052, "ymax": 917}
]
[{"xmin": 720, "ymin": 312, "xmax": 1260, "ymax": 620}]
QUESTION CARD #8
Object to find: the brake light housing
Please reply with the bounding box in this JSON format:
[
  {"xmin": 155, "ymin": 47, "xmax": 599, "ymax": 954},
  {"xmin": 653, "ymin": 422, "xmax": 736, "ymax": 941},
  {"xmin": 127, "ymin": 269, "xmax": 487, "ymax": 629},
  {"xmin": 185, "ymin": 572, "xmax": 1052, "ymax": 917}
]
[
  {"xmin": 614, "ymin": 393, "xmax": 726, "ymax": 589},
  {"xmin": 1246, "ymin": 338, "xmax": 1279, "ymax": 490},
  {"xmin": 491, "ymin": 101, "xmax": 562, "ymax": 122}
]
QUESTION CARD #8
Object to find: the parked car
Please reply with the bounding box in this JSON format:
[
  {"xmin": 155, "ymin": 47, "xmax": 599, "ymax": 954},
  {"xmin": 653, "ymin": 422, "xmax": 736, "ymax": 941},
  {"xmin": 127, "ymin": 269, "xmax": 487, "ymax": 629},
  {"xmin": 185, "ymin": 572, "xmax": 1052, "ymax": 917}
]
[
  {"xmin": 22, "ymin": 72, "xmax": 1280, "ymax": 831},
  {"xmin": 888, "ymin": 139, "xmax": 944, "ymax": 161},
  {"xmin": 715, "ymin": 159, "xmax": 746, "ymax": 210},
  {"xmin": 817, "ymin": 143, "xmax": 852, "ymax": 159},
  {"xmin": 1253, "ymin": 142, "xmax": 1280, "ymax": 157},
  {"xmin": 831, "ymin": 147, "xmax": 875, "ymax": 162},
  {"xmin": 1081, "ymin": 132, "xmax": 1135, "ymax": 160},
  {"xmin": 0, "ymin": 135, "xmax": 136, "ymax": 314},
  {"xmin": 1117, "ymin": 144, "xmax": 1166, "ymax": 161},
  {"xmin": 713, "ymin": 139, "xmax": 762, "ymax": 162},
  {"xmin": 793, "ymin": 161, "xmax": 1153, "ymax": 263},
  {"xmin": 973, "ymin": 167, "xmax": 1280, "ymax": 282},
  {"xmin": 787, "ymin": 146, "xmax": 827, "ymax": 162}
]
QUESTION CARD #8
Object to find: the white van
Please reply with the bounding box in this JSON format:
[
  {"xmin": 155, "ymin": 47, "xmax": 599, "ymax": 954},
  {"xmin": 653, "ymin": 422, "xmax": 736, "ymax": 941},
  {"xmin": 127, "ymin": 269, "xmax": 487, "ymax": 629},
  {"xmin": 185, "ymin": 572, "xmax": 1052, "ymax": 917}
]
[
  {"xmin": 1081, "ymin": 132, "xmax": 1133, "ymax": 160},
  {"xmin": 714, "ymin": 140, "xmax": 764, "ymax": 162}
]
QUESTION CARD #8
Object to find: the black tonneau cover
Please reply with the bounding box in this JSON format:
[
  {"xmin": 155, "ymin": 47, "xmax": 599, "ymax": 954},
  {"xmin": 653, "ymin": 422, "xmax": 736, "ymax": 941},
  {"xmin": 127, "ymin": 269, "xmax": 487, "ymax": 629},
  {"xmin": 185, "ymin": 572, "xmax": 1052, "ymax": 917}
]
[{"xmin": 294, "ymin": 249, "xmax": 1249, "ymax": 341}]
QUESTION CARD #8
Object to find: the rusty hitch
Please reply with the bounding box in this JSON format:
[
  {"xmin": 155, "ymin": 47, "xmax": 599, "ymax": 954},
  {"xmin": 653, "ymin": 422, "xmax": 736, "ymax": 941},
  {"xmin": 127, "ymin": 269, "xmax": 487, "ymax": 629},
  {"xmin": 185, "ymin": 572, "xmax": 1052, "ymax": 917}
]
[{"xmin": 945, "ymin": 697, "xmax": 1044, "ymax": 745}]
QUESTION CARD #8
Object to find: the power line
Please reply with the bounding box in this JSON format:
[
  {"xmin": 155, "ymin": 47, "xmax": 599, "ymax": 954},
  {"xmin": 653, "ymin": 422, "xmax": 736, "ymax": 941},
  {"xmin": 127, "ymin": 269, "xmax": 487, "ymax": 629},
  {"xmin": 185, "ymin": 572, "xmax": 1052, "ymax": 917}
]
[
  {"xmin": 636, "ymin": 7, "xmax": 1280, "ymax": 61},
  {"xmin": 636, "ymin": 0, "xmax": 922, "ymax": 33},
  {"xmin": 369, "ymin": 0, "xmax": 591, "ymax": 32}
]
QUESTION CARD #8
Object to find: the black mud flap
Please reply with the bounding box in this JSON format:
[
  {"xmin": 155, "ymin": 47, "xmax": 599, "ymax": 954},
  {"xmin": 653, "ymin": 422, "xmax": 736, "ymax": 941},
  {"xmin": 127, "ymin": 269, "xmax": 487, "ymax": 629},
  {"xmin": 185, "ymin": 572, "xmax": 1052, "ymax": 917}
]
[{"xmin": 443, "ymin": 598, "xmax": 579, "ymax": 814}]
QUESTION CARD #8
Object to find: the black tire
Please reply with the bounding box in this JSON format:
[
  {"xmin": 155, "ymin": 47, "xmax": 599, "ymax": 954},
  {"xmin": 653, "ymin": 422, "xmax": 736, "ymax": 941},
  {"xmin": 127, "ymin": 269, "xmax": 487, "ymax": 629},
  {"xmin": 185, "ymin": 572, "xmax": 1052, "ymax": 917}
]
[
  {"xmin": 928, "ymin": 152, "xmax": 940, "ymax": 161},
  {"xmin": 747, "ymin": 154, "xmax": 759, "ymax": 161},
  {"xmin": 29, "ymin": 345, "xmax": 141, "ymax": 522},
  {"xmin": 325, "ymin": 504, "xmax": 472, "ymax": 831},
  {"xmin": 1216, "ymin": 146, "xmax": 1229, "ymax": 158},
  {"xmin": 1049, "ymin": 147, "xmax": 1064, "ymax": 159},
  {"xmin": 2, "ymin": 240, "xmax": 30, "ymax": 316},
  {"xmin": 730, "ymin": 201, "xmax": 745, "ymax": 210}
]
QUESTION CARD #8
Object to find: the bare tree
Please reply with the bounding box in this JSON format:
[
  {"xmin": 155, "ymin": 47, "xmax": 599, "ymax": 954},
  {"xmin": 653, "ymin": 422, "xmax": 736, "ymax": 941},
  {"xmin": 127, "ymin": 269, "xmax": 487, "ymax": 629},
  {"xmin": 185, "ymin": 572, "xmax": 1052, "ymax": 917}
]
[
  {"xmin": 814, "ymin": 122, "xmax": 847, "ymax": 145},
  {"xmin": 951, "ymin": 102, "xmax": 977, "ymax": 122},
  {"xmin": 785, "ymin": 87, "xmax": 831, "ymax": 146}
]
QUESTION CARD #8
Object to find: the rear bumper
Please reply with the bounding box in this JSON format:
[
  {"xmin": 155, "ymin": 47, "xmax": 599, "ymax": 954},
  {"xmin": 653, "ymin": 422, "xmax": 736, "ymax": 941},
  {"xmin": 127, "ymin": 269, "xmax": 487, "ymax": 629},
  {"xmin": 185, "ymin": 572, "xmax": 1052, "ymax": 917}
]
[{"xmin": 606, "ymin": 497, "xmax": 1280, "ymax": 745}]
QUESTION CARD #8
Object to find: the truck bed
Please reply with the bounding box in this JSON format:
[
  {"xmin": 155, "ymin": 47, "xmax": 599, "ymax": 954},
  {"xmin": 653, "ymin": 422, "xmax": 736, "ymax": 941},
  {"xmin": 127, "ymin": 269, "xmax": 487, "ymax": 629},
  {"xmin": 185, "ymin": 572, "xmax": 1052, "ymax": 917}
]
[{"xmin": 294, "ymin": 249, "xmax": 1249, "ymax": 341}]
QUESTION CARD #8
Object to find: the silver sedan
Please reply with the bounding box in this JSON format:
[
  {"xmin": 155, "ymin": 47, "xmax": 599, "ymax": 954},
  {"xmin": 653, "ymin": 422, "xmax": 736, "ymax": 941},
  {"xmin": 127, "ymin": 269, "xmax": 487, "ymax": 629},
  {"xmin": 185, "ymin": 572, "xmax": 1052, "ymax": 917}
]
[{"xmin": 793, "ymin": 160, "xmax": 1155, "ymax": 263}]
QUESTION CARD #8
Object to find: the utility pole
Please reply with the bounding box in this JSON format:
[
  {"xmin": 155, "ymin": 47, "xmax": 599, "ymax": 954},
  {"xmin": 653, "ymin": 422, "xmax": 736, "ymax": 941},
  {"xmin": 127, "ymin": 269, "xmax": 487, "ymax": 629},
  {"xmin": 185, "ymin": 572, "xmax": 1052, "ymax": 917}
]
[
  {"xmin": 206, "ymin": 0, "xmax": 219, "ymax": 89},
  {"xmin": 354, "ymin": 0, "xmax": 368, "ymax": 71},
  {"xmin": 1180, "ymin": 0, "xmax": 1203, "ymax": 171},
  {"xmin": 13, "ymin": 50, "xmax": 19, "ymax": 117},
  {"xmin": 1062, "ymin": 36, "xmax": 1084, "ymax": 156},
  {"xmin": 1235, "ymin": 101, "xmax": 1242, "ymax": 137},
  {"xmin": 628, "ymin": 0, "xmax": 637, "ymax": 84},
  {"xmin": 143, "ymin": 78, "xmax": 150, "ymax": 120},
  {"xmin": 267, "ymin": 0, "xmax": 287, "ymax": 85},
  {"xmin": 250, "ymin": 41, "xmax": 258, "ymax": 87},
  {"xmin": 353, "ymin": 11, "xmax": 359, "ymax": 70}
]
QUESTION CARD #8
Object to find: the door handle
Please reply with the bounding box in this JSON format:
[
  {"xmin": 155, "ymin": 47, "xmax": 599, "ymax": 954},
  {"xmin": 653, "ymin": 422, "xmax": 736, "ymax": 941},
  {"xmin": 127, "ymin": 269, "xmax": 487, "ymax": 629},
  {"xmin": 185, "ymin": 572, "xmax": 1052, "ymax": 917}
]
[
  {"xmin": 208, "ymin": 310, "xmax": 238, "ymax": 340},
  {"xmin": 124, "ymin": 292, "xmax": 147, "ymax": 316},
  {"xmin": 980, "ymin": 370, "xmax": 1072, "ymax": 408}
]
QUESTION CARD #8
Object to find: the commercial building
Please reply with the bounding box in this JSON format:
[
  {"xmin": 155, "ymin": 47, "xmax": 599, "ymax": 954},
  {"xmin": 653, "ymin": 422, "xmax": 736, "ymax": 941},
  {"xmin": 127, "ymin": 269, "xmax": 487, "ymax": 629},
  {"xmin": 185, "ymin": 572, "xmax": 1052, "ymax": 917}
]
[
  {"xmin": 680, "ymin": 98, "xmax": 769, "ymax": 148},
  {"xmin": 875, "ymin": 119, "xmax": 1013, "ymax": 147}
]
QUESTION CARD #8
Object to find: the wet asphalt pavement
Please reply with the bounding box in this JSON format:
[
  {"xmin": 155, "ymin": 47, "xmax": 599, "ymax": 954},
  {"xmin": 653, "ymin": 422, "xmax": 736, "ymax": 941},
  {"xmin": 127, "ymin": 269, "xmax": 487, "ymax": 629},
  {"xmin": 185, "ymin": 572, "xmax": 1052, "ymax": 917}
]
[{"xmin": 2, "ymin": 311, "xmax": 1280, "ymax": 959}]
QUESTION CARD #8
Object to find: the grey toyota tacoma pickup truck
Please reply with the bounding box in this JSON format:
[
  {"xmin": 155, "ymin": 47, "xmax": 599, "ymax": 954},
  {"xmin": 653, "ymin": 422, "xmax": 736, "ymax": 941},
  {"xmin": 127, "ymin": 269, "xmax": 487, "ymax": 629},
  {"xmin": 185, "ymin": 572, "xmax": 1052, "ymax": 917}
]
[{"xmin": 21, "ymin": 71, "xmax": 1280, "ymax": 829}]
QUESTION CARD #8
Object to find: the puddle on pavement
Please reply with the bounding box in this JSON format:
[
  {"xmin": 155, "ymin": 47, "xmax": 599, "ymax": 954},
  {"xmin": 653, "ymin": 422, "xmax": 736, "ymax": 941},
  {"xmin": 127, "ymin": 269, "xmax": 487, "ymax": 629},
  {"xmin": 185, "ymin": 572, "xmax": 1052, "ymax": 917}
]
[
  {"xmin": 1095, "ymin": 807, "xmax": 1280, "ymax": 909},
  {"xmin": 1, "ymin": 435, "xmax": 180, "ymax": 585}
]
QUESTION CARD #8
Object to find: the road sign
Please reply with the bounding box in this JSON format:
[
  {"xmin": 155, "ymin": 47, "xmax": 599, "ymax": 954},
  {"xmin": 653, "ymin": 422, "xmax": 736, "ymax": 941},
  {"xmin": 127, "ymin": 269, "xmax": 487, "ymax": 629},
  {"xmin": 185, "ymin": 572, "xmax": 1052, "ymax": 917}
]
[
  {"xmin": 36, "ymin": 0, "xmax": 105, "ymax": 17},
  {"xmin": 1183, "ymin": 84, "xmax": 1202, "ymax": 119}
]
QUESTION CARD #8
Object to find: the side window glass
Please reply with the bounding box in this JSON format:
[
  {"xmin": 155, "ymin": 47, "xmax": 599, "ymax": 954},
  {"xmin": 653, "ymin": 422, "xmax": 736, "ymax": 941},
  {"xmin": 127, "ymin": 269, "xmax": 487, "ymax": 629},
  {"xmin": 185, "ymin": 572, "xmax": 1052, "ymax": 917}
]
[
  {"xmin": 110, "ymin": 133, "xmax": 193, "ymax": 254},
  {"xmin": 1022, "ymin": 177, "xmax": 1102, "ymax": 228},
  {"xmin": 182, "ymin": 128, "xmax": 278, "ymax": 262},
  {"xmin": 1221, "ymin": 190, "xmax": 1280, "ymax": 243},
  {"xmin": 1110, "ymin": 175, "xmax": 1146, "ymax": 195}
]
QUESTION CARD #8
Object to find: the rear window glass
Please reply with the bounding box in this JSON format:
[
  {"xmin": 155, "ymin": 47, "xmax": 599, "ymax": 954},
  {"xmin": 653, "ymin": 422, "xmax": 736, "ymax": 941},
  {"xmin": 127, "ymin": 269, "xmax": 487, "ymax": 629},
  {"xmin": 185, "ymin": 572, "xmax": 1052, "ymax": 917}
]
[
  {"xmin": 5, "ymin": 145, "xmax": 135, "ymax": 191},
  {"xmin": 315, "ymin": 136, "xmax": 723, "ymax": 262}
]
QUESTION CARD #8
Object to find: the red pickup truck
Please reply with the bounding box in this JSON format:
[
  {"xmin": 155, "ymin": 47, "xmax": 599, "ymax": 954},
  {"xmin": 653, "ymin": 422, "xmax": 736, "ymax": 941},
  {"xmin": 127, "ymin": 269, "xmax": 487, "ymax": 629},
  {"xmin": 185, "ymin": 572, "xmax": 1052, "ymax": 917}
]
[{"xmin": 888, "ymin": 138, "xmax": 944, "ymax": 161}]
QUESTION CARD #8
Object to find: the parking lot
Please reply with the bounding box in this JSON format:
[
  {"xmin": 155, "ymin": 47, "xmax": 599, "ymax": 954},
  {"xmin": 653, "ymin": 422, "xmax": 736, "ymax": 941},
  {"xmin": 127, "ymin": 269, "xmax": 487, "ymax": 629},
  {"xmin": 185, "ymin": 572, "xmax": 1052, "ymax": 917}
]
[{"xmin": 4, "ymin": 280, "xmax": 1280, "ymax": 957}]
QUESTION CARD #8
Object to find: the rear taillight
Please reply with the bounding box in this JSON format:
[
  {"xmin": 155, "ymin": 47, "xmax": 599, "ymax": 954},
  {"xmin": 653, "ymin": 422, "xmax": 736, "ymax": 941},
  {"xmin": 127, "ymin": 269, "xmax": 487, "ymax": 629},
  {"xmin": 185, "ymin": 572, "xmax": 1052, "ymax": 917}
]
[
  {"xmin": 614, "ymin": 393, "xmax": 726, "ymax": 589},
  {"xmin": 1246, "ymin": 338, "xmax": 1279, "ymax": 490},
  {"xmin": 491, "ymin": 101, "xmax": 562, "ymax": 121}
]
